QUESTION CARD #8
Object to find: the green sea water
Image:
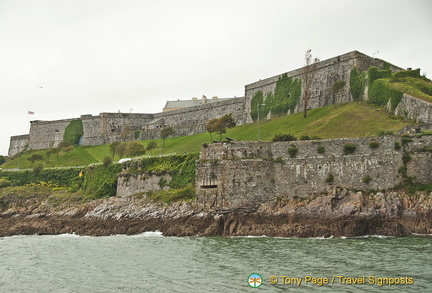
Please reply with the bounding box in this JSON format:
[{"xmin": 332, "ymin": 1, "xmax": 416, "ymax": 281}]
[{"xmin": 0, "ymin": 233, "xmax": 431, "ymax": 292}]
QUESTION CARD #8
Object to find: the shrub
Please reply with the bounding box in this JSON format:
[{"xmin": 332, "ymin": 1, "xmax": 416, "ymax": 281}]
[
  {"xmin": 0, "ymin": 178, "xmax": 12, "ymax": 188},
  {"xmin": 362, "ymin": 175, "xmax": 372, "ymax": 184},
  {"xmin": 202, "ymin": 143, "xmax": 208, "ymax": 148},
  {"xmin": 369, "ymin": 141, "xmax": 380, "ymax": 149},
  {"xmin": 146, "ymin": 141, "xmax": 158, "ymax": 151},
  {"xmin": 402, "ymin": 136, "xmax": 413, "ymax": 145},
  {"xmin": 103, "ymin": 156, "xmax": 113, "ymax": 167},
  {"xmin": 300, "ymin": 134, "xmax": 322, "ymax": 141},
  {"xmin": 402, "ymin": 152, "xmax": 412, "ymax": 164},
  {"xmin": 376, "ymin": 130, "xmax": 395, "ymax": 136},
  {"xmin": 287, "ymin": 145, "xmax": 298, "ymax": 158},
  {"xmin": 343, "ymin": 143, "xmax": 357, "ymax": 155},
  {"xmin": 33, "ymin": 164, "xmax": 44, "ymax": 175},
  {"xmin": 272, "ymin": 133, "xmax": 297, "ymax": 142},
  {"xmin": 317, "ymin": 145, "xmax": 326, "ymax": 154},
  {"xmin": 394, "ymin": 141, "xmax": 401, "ymax": 151},
  {"xmin": 325, "ymin": 174, "xmax": 334, "ymax": 183}
]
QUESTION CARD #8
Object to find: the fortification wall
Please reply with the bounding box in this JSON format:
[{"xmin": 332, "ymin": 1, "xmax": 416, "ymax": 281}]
[
  {"xmin": 8, "ymin": 135, "xmax": 29, "ymax": 157},
  {"xmin": 28, "ymin": 118, "xmax": 77, "ymax": 150},
  {"xmin": 244, "ymin": 51, "xmax": 402, "ymax": 120},
  {"xmin": 196, "ymin": 136, "xmax": 432, "ymax": 208}
]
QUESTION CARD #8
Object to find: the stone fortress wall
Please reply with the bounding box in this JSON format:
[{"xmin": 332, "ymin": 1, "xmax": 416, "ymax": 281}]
[
  {"xmin": 8, "ymin": 50, "xmax": 432, "ymax": 157},
  {"xmin": 195, "ymin": 135, "xmax": 432, "ymax": 208},
  {"xmin": 244, "ymin": 51, "xmax": 402, "ymax": 119}
]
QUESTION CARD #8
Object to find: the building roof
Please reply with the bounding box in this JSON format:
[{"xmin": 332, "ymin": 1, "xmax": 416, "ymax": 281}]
[{"xmin": 164, "ymin": 97, "xmax": 237, "ymax": 110}]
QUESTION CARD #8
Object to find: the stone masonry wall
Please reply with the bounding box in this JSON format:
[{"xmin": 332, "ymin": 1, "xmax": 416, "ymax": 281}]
[
  {"xmin": 8, "ymin": 135, "xmax": 29, "ymax": 157},
  {"xmin": 28, "ymin": 119, "xmax": 76, "ymax": 150},
  {"xmin": 244, "ymin": 51, "xmax": 402, "ymax": 121},
  {"xmin": 196, "ymin": 136, "xmax": 432, "ymax": 208}
]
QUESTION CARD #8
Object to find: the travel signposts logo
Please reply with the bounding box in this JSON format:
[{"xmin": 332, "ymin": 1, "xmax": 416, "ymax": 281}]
[{"xmin": 248, "ymin": 273, "xmax": 262, "ymax": 288}]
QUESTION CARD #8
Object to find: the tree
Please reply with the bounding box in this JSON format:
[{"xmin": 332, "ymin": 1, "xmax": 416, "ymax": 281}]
[
  {"xmin": 126, "ymin": 141, "xmax": 146, "ymax": 157},
  {"xmin": 103, "ymin": 156, "xmax": 113, "ymax": 167},
  {"xmin": 303, "ymin": 50, "xmax": 319, "ymax": 118},
  {"xmin": 0, "ymin": 155, "xmax": 7, "ymax": 165},
  {"xmin": 146, "ymin": 141, "xmax": 157, "ymax": 151},
  {"xmin": 56, "ymin": 141, "xmax": 72, "ymax": 157},
  {"xmin": 116, "ymin": 142, "xmax": 127, "ymax": 158},
  {"xmin": 120, "ymin": 125, "xmax": 133, "ymax": 142},
  {"xmin": 109, "ymin": 141, "xmax": 121, "ymax": 159},
  {"xmin": 45, "ymin": 149, "xmax": 56, "ymax": 163},
  {"xmin": 206, "ymin": 118, "xmax": 219, "ymax": 142},
  {"xmin": 161, "ymin": 127, "xmax": 175, "ymax": 148},
  {"xmin": 215, "ymin": 114, "xmax": 236, "ymax": 140},
  {"xmin": 28, "ymin": 154, "xmax": 43, "ymax": 166}
]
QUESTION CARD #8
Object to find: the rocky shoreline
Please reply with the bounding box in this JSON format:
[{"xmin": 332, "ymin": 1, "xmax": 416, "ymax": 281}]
[{"xmin": 1, "ymin": 188, "xmax": 431, "ymax": 238}]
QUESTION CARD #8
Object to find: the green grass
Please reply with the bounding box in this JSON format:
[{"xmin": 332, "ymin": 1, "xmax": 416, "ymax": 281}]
[{"xmin": 1, "ymin": 102, "xmax": 411, "ymax": 169}]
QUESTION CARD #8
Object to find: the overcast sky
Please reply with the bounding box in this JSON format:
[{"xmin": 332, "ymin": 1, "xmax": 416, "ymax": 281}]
[{"xmin": 1, "ymin": 0, "xmax": 431, "ymax": 155}]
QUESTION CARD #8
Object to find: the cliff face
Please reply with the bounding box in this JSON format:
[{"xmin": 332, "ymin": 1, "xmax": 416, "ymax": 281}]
[{"xmin": 1, "ymin": 188, "xmax": 431, "ymax": 238}]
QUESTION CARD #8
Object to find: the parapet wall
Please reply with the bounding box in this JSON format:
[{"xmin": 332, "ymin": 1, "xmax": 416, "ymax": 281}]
[{"xmin": 196, "ymin": 136, "xmax": 432, "ymax": 208}]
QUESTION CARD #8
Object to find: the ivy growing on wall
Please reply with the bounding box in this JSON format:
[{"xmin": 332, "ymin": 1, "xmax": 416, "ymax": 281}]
[
  {"xmin": 63, "ymin": 119, "xmax": 84, "ymax": 145},
  {"xmin": 250, "ymin": 74, "xmax": 302, "ymax": 121},
  {"xmin": 349, "ymin": 68, "xmax": 367, "ymax": 101}
]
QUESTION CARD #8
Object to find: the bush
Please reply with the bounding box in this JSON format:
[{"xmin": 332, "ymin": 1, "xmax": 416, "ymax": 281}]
[
  {"xmin": 325, "ymin": 174, "xmax": 334, "ymax": 183},
  {"xmin": 369, "ymin": 141, "xmax": 380, "ymax": 149},
  {"xmin": 376, "ymin": 130, "xmax": 395, "ymax": 136},
  {"xmin": 343, "ymin": 143, "xmax": 357, "ymax": 155},
  {"xmin": 272, "ymin": 133, "xmax": 297, "ymax": 142},
  {"xmin": 33, "ymin": 164, "xmax": 44, "ymax": 175},
  {"xmin": 362, "ymin": 175, "xmax": 372, "ymax": 184},
  {"xmin": 402, "ymin": 136, "xmax": 413, "ymax": 145},
  {"xmin": 146, "ymin": 141, "xmax": 158, "ymax": 151},
  {"xmin": 103, "ymin": 156, "xmax": 113, "ymax": 167},
  {"xmin": 317, "ymin": 145, "xmax": 326, "ymax": 154},
  {"xmin": 287, "ymin": 145, "xmax": 298, "ymax": 158},
  {"xmin": 0, "ymin": 178, "xmax": 12, "ymax": 188},
  {"xmin": 299, "ymin": 134, "xmax": 322, "ymax": 141},
  {"xmin": 394, "ymin": 141, "xmax": 401, "ymax": 151},
  {"xmin": 402, "ymin": 152, "xmax": 411, "ymax": 164}
]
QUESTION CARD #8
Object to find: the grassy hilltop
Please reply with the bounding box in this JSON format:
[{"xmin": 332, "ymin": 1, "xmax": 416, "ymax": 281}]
[{"xmin": 2, "ymin": 102, "xmax": 411, "ymax": 170}]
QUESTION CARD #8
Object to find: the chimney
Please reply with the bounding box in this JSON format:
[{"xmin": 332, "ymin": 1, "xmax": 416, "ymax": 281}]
[{"xmin": 202, "ymin": 95, "xmax": 207, "ymax": 104}]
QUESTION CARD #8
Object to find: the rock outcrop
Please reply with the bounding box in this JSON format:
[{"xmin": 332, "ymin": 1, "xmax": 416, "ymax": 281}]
[{"xmin": 1, "ymin": 188, "xmax": 431, "ymax": 238}]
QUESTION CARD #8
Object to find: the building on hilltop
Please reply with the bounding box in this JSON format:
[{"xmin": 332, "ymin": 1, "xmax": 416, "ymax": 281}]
[{"xmin": 163, "ymin": 96, "xmax": 236, "ymax": 112}]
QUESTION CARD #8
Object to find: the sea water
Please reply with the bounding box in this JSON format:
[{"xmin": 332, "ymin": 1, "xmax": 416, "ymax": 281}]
[{"xmin": 0, "ymin": 233, "xmax": 431, "ymax": 292}]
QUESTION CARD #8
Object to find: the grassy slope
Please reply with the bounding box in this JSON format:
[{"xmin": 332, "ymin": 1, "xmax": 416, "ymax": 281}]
[
  {"xmin": 1, "ymin": 102, "xmax": 410, "ymax": 169},
  {"xmin": 390, "ymin": 77, "xmax": 432, "ymax": 103}
]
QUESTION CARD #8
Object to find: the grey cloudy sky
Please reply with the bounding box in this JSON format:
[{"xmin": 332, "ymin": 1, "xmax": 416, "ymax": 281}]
[{"xmin": 1, "ymin": 0, "xmax": 431, "ymax": 155}]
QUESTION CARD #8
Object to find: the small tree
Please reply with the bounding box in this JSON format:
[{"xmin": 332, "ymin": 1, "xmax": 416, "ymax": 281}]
[
  {"xmin": 0, "ymin": 155, "xmax": 6, "ymax": 165},
  {"xmin": 28, "ymin": 154, "xmax": 44, "ymax": 166},
  {"xmin": 109, "ymin": 141, "xmax": 121, "ymax": 159},
  {"xmin": 303, "ymin": 50, "xmax": 319, "ymax": 118},
  {"xmin": 103, "ymin": 156, "xmax": 113, "ymax": 167},
  {"xmin": 161, "ymin": 127, "xmax": 175, "ymax": 148},
  {"xmin": 126, "ymin": 141, "xmax": 146, "ymax": 157},
  {"xmin": 206, "ymin": 118, "xmax": 219, "ymax": 142},
  {"xmin": 120, "ymin": 125, "xmax": 133, "ymax": 142},
  {"xmin": 45, "ymin": 149, "xmax": 56, "ymax": 163},
  {"xmin": 116, "ymin": 142, "xmax": 127, "ymax": 158},
  {"xmin": 146, "ymin": 141, "xmax": 157, "ymax": 151},
  {"xmin": 215, "ymin": 114, "xmax": 236, "ymax": 140}
]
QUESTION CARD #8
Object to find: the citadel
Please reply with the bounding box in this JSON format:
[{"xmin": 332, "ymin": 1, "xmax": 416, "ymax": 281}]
[{"xmin": 8, "ymin": 50, "xmax": 432, "ymax": 158}]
